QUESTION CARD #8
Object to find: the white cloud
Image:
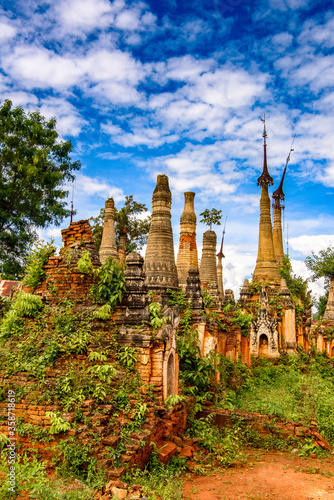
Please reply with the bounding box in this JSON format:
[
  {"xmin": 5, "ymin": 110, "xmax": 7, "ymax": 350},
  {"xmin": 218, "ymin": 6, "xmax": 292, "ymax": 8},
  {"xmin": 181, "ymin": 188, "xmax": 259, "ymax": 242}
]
[
  {"xmin": 289, "ymin": 234, "xmax": 334, "ymax": 256},
  {"xmin": 75, "ymin": 172, "xmax": 124, "ymax": 202},
  {"xmin": 56, "ymin": 0, "xmax": 114, "ymax": 31},
  {"xmin": 3, "ymin": 46, "xmax": 83, "ymax": 88},
  {"xmin": 39, "ymin": 97, "xmax": 87, "ymax": 137},
  {"xmin": 0, "ymin": 20, "xmax": 17, "ymax": 41}
]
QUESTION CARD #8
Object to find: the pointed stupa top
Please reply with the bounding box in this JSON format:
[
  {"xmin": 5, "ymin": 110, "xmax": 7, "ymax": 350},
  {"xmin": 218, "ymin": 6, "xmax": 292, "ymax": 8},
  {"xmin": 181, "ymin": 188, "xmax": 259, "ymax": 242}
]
[
  {"xmin": 257, "ymin": 115, "xmax": 274, "ymax": 187},
  {"xmin": 217, "ymin": 232, "xmax": 225, "ymax": 259},
  {"xmin": 272, "ymin": 165, "xmax": 287, "ymax": 201}
]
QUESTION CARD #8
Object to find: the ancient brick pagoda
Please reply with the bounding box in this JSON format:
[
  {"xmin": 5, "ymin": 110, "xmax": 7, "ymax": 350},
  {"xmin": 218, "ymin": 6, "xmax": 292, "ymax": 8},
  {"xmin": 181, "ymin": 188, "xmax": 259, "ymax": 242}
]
[
  {"xmin": 176, "ymin": 191, "xmax": 198, "ymax": 288},
  {"xmin": 143, "ymin": 174, "xmax": 179, "ymax": 300}
]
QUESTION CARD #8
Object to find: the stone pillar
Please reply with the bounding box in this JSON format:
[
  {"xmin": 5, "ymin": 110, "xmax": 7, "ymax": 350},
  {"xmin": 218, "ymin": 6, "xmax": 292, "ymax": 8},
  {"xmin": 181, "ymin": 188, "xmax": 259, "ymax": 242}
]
[
  {"xmin": 144, "ymin": 175, "xmax": 179, "ymax": 297},
  {"xmin": 272, "ymin": 197, "xmax": 284, "ymax": 268},
  {"xmin": 176, "ymin": 192, "xmax": 198, "ymax": 288},
  {"xmin": 120, "ymin": 252, "xmax": 149, "ymax": 325},
  {"xmin": 99, "ymin": 198, "xmax": 118, "ymax": 264},
  {"xmin": 323, "ymin": 275, "xmax": 334, "ymax": 322},
  {"xmin": 186, "ymin": 268, "xmax": 203, "ymax": 311},
  {"xmin": 200, "ymin": 230, "xmax": 217, "ymax": 288}
]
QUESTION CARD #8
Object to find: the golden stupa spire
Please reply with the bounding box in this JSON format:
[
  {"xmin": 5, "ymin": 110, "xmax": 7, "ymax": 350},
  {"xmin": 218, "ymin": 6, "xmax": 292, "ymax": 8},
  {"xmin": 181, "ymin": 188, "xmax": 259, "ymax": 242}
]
[{"xmin": 253, "ymin": 115, "xmax": 281, "ymax": 285}]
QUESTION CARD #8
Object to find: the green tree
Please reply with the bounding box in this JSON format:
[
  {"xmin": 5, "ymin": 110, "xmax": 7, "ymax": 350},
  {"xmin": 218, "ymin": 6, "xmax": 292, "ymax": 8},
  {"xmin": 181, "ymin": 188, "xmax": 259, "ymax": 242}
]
[
  {"xmin": 90, "ymin": 195, "xmax": 151, "ymax": 254},
  {"xmin": 314, "ymin": 288, "xmax": 329, "ymax": 320},
  {"xmin": 305, "ymin": 246, "xmax": 334, "ymax": 318},
  {"xmin": 305, "ymin": 246, "xmax": 334, "ymax": 280},
  {"xmin": 279, "ymin": 255, "xmax": 309, "ymax": 304},
  {"xmin": 199, "ymin": 208, "xmax": 222, "ymax": 231},
  {"xmin": 0, "ymin": 100, "xmax": 81, "ymax": 279}
]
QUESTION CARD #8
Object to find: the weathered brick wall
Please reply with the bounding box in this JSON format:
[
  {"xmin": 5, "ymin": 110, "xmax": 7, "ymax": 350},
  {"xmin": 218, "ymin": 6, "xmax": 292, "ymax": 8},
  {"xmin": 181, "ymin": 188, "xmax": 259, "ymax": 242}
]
[{"xmin": 23, "ymin": 220, "xmax": 100, "ymax": 303}]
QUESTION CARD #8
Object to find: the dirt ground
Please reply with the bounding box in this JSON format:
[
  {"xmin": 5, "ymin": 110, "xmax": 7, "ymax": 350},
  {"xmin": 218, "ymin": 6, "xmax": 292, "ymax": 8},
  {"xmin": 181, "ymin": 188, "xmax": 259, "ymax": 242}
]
[{"xmin": 183, "ymin": 450, "xmax": 334, "ymax": 500}]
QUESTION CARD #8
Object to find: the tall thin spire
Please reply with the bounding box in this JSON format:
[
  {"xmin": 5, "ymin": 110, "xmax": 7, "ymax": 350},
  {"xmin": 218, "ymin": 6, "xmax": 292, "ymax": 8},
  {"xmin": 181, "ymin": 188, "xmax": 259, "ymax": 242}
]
[
  {"xmin": 272, "ymin": 135, "xmax": 295, "ymax": 266},
  {"xmin": 253, "ymin": 116, "xmax": 280, "ymax": 285},
  {"xmin": 217, "ymin": 216, "xmax": 227, "ymax": 298}
]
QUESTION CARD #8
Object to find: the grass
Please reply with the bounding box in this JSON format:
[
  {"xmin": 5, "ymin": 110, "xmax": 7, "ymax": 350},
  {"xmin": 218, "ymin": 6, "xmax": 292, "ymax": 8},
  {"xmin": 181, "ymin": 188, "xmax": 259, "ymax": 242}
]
[
  {"xmin": 0, "ymin": 453, "xmax": 96, "ymax": 499},
  {"xmin": 219, "ymin": 352, "xmax": 334, "ymax": 446}
]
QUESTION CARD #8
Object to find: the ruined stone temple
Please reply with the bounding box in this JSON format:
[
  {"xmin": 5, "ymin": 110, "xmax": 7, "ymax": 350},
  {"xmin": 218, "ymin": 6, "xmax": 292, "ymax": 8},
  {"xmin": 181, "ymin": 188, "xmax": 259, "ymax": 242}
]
[
  {"xmin": 143, "ymin": 174, "xmax": 179, "ymax": 300},
  {"xmin": 176, "ymin": 191, "xmax": 198, "ymax": 288}
]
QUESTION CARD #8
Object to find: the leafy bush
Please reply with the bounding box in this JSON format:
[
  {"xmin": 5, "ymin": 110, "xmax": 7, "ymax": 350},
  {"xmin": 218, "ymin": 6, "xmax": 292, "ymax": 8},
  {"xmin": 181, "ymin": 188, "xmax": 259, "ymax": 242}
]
[
  {"xmin": 148, "ymin": 301, "xmax": 167, "ymax": 330},
  {"xmin": 0, "ymin": 293, "xmax": 43, "ymax": 338},
  {"xmin": 90, "ymin": 257, "xmax": 125, "ymax": 309},
  {"xmin": 88, "ymin": 364, "xmax": 117, "ymax": 383},
  {"xmin": 76, "ymin": 250, "xmax": 93, "ymax": 275},
  {"xmin": 46, "ymin": 411, "xmax": 71, "ymax": 434},
  {"xmin": 231, "ymin": 308, "xmax": 253, "ymax": 336},
  {"xmin": 93, "ymin": 303, "xmax": 112, "ymax": 320},
  {"xmin": 23, "ymin": 240, "xmax": 56, "ymax": 290},
  {"xmin": 117, "ymin": 346, "xmax": 138, "ymax": 370}
]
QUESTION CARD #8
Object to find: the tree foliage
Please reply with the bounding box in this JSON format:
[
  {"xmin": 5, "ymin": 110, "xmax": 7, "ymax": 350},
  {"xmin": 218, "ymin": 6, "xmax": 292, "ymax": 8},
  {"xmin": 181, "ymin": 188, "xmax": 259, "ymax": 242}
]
[
  {"xmin": 199, "ymin": 208, "xmax": 222, "ymax": 231},
  {"xmin": 90, "ymin": 195, "xmax": 151, "ymax": 253},
  {"xmin": 305, "ymin": 246, "xmax": 334, "ymax": 280},
  {"xmin": 0, "ymin": 100, "xmax": 81, "ymax": 279},
  {"xmin": 279, "ymin": 255, "xmax": 309, "ymax": 304},
  {"xmin": 314, "ymin": 288, "xmax": 329, "ymax": 320}
]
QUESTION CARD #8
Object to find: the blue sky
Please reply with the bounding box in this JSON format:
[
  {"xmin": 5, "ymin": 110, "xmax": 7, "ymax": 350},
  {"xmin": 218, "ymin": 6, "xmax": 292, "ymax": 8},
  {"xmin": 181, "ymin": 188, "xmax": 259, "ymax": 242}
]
[{"xmin": 1, "ymin": 0, "xmax": 334, "ymax": 298}]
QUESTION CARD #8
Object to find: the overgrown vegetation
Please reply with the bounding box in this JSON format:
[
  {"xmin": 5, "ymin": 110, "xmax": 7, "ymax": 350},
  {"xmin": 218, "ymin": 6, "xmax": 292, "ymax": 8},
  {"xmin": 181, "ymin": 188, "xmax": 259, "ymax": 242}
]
[
  {"xmin": 23, "ymin": 240, "xmax": 56, "ymax": 290},
  {"xmin": 218, "ymin": 352, "xmax": 334, "ymax": 446},
  {"xmin": 279, "ymin": 255, "xmax": 310, "ymax": 305}
]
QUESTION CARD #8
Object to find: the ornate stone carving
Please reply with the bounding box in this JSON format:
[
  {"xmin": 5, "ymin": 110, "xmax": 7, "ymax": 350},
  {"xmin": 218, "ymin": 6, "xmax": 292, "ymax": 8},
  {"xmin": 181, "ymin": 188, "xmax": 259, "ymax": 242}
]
[{"xmin": 250, "ymin": 287, "xmax": 280, "ymax": 358}]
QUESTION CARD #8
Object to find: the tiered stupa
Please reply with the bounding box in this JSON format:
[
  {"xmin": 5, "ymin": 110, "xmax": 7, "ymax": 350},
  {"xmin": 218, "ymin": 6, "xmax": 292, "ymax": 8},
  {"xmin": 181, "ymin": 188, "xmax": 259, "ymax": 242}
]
[
  {"xmin": 200, "ymin": 230, "xmax": 218, "ymax": 287},
  {"xmin": 176, "ymin": 192, "xmax": 198, "ymax": 288},
  {"xmin": 144, "ymin": 175, "xmax": 179, "ymax": 297},
  {"xmin": 253, "ymin": 117, "xmax": 281, "ymax": 285},
  {"xmin": 99, "ymin": 197, "xmax": 118, "ymax": 264}
]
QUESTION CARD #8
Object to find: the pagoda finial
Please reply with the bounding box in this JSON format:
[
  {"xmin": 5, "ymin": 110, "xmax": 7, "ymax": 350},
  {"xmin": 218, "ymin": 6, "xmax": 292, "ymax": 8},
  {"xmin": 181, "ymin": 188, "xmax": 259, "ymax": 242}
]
[
  {"xmin": 257, "ymin": 114, "xmax": 273, "ymax": 186},
  {"xmin": 273, "ymin": 134, "xmax": 296, "ymax": 201}
]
